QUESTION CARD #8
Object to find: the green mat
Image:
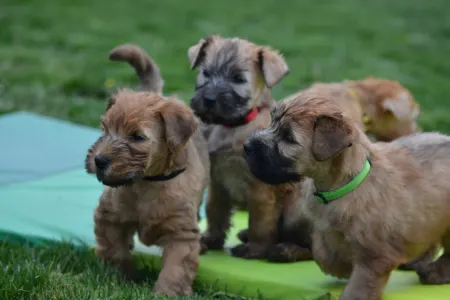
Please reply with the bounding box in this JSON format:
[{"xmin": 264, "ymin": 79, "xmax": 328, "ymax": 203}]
[{"xmin": 0, "ymin": 112, "xmax": 449, "ymax": 300}]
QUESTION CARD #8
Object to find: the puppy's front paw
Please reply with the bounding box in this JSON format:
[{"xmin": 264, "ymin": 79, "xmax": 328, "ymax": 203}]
[
  {"xmin": 416, "ymin": 256, "xmax": 450, "ymax": 285},
  {"xmin": 152, "ymin": 284, "xmax": 191, "ymax": 296},
  {"xmin": 118, "ymin": 261, "xmax": 146, "ymax": 283},
  {"xmin": 237, "ymin": 228, "xmax": 249, "ymax": 243},
  {"xmin": 267, "ymin": 243, "xmax": 313, "ymax": 263},
  {"xmin": 201, "ymin": 232, "xmax": 225, "ymax": 251},
  {"xmin": 231, "ymin": 243, "xmax": 268, "ymax": 259}
]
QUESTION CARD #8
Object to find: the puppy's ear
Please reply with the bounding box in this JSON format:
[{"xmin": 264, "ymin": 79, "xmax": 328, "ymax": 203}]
[
  {"xmin": 160, "ymin": 100, "xmax": 197, "ymax": 153},
  {"xmin": 312, "ymin": 115, "xmax": 353, "ymax": 161},
  {"xmin": 257, "ymin": 46, "xmax": 289, "ymax": 88},
  {"xmin": 104, "ymin": 95, "xmax": 116, "ymax": 113},
  {"xmin": 382, "ymin": 92, "xmax": 418, "ymax": 121},
  {"xmin": 188, "ymin": 36, "xmax": 215, "ymax": 69}
]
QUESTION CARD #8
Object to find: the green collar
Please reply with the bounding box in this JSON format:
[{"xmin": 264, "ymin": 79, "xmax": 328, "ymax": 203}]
[{"xmin": 314, "ymin": 158, "xmax": 372, "ymax": 204}]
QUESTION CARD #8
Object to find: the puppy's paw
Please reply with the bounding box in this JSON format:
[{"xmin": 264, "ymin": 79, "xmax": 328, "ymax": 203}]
[
  {"xmin": 416, "ymin": 256, "xmax": 450, "ymax": 285},
  {"xmin": 152, "ymin": 284, "xmax": 191, "ymax": 296},
  {"xmin": 237, "ymin": 228, "xmax": 249, "ymax": 243},
  {"xmin": 200, "ymin": 232, "xmax": 225, "ymax": 251},
  {"xmin": 230, "ymin": 243, "xmax": 268, "ymax": 259},
  {"xmin": 267, "ymin": 243, "xmax": 313, "ymax": 263},
  {"xmin": 118, "ymin": 261, "xmax": 146, "ymax": 283}
]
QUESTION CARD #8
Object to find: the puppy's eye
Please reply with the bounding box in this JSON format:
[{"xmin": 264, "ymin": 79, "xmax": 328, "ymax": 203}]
[
  {"xmin": 281, "ymin": 128, "xmax": 296, "ymax": 144},
  {"xmin": 128, "ymin": 132, "xmax": 146, "ymax": 142},
  {"xmin": 232, "ymin": 74, "xmax": 246, "ymax": 84},
  {"xmin": 202, "ymin": 69, "xmax": 210, "ymax": 78}
]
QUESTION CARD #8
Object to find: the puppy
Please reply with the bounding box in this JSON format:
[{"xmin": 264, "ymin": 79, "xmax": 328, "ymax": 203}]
[
  {"xmin": 237, "ymin": 77, "xmax": 425, "ymax": 264},
  {"xmin": 85, "ymin": 44, "xmax": 210, "ymax": 296},
  {"xmin": 188, "ymin": 35, "xmax": 301, "ymax": 259},
  {"xmin": 243, "ymin": 93, "xmax": 450, "ymax": 300},
  {"xmin": 305, "ymin": 77, "xmax": 421, "ymax": 142}
]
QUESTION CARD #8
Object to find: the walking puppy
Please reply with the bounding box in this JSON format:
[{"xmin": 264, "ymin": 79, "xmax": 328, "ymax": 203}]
[
  {"xmin": 243, "ymin": 93, "xmax": 450, "ymax": 300},
  {"xmin": 305, "ymin": 77, "xmax": 421, "ymax": 142},
  {"xmin": 85, "ymin": 44, "xmax": 210, "ymax": 296},
  {"xmin": 237, "ymin": 77, "xmax": 426, "ymax": 264},
  {"xmin": 188, "ymin": 35, "xmax": 300, "ymax": 258}
]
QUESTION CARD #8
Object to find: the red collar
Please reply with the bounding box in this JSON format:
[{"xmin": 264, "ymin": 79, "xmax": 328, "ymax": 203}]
[{"xmin": 224, "ymin": 107, "xmax": 261, "ymax": 128}]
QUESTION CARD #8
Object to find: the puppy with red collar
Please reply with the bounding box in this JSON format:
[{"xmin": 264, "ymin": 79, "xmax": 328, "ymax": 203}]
[{"xmin": 188, "ymin": 35, "xmax": 302, "ymax": 259}]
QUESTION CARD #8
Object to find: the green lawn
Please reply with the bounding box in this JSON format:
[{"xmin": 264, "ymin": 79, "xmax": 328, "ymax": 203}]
[
  {"xmin": 0, "ymin": 241, "xmax": 244, "ymax": 300},
  {"xmin": 1, "ymin": 0, "xmax": 450, "ymax": 299}
]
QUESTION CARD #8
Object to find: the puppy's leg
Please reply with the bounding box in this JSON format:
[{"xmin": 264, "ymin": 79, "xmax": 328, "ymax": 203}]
[
  {"xmin": 268, "ymin": 216, "xmax": 313, "ymax": 262},
  {"xmin": 417, "ymin": 235, "xmax": 450, "ymax": 284},
  {"xmin": 237, "ymin": 228, "xmax": 249, "ymax": 243},
  {"xmin": 201, "ymin": 183, "xmax": 233, "ymax": 251},
  {"xmin": 94, "ymin": 205, "xmax": 137, "ymax": 280},
  {"xmin": 231, "ymin": 185, "xmax": 279, "ymax": 259},
  {"xmin": 153, "ymin": 239, "xmax": 200, "ymax": 296},
  {"xmin": 340, "ymin": 258, "xmax": 396, "ymax": 300}
]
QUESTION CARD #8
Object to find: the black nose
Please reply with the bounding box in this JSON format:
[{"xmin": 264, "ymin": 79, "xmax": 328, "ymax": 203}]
[
  {"xmin": 244, "ymin": 138, "xmax": 265, "ymax": 155},
  {"xmin": 243, "ymin": 139, "xmax": 252, "ymax": 154},
  {"xmin": 94, "ymin": 155, "xmax": 111, "ymax": 170},
  {"xmin": 203, "ymin": 92, "xmax": 217, "ymax": 107}
]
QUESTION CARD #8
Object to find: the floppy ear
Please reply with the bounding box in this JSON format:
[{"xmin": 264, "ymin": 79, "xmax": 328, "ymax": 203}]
[
  {"xmin": 312, "ymin": 115, "xmax": 353, "ymax": 161},
  {"xmin": 104, "ymin": 95, "xmax": 116, "ymax": 113},
  {"xmin": 188, "ymin": 36, "xmax": 214, "ymax": 69},
  {"xmin": 257, "ymin": 46, "xmax": 289, "ymax": 88},
  {"xmin": 160, "ymin": 100, "xmax": 198, "ymax": 154},
  {"xmin": 381, "ymin": 92, "xmax": 415, "ymax": 121}
]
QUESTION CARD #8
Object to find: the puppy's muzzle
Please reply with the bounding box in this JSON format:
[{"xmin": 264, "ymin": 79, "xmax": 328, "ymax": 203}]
[
  {"xmin": 243, "ymin": 138, "xmax": 264, "ymax": 156},
  {"xmin": 94, "ymin": 155, "xmax": 111, "ymax": 171},
  {"xmin": 243, "ymin": 137, "xmax": 301, "ymax": 185},
  {"xmin": 203, "ymin": 91, "xmax": 217, "ymax": 108}
]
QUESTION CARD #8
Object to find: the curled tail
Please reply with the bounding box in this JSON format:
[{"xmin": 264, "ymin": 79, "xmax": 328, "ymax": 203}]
[{"xmin": 109, "ymin": 44, "xmax": 164, "ymax": 94}]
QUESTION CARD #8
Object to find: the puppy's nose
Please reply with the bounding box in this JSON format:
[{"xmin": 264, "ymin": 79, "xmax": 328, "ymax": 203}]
[
  {"xmin": 94, "ymin": 155, "xmax": 111, "ymax": 170},
  {"xmin": 203, "ymin": 92, "xmax": 217, "ymax": 107},
  {"xmin": 243, "ymin": 138, "xmax": 262, "ymax": 155},
  {"xmin": 243, "ymin": 139, "xmax": 252, "ymax": 154}
]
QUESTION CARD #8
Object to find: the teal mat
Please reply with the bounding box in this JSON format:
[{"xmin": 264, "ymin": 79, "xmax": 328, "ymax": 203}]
[
  {"xmin": 1, "ymin": 112, "xmax": 449, "ymax": 300},
  {"xmin": 0, "ymin": 112, "xmax": 100, "ymax": 186}
]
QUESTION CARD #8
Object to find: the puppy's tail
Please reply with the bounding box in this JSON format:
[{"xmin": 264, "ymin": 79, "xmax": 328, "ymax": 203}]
[{"xmin": 109, "ymin": 44, "xmax": 164, "ymax": 94}]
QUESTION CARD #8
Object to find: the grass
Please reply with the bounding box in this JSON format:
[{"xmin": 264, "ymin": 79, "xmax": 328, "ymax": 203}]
[
  {"xmin": 1, "ymin": 0, "xmax": 450, "ymax": 299},
  {"xmin": 0, "ymin": 241, "xmax": 247, "ymax": 300}
]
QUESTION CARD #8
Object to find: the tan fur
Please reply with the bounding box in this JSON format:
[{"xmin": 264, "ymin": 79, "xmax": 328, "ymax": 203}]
[
  {"xmin": 268, "ymin": 93, "xmax": 450, "ymax": 299},
  {"xmin": 109, "ymin": 44, "xmax": 164, "ymax": 94},
  {"xmin": 303, "ymin": 77, "xmax": 420, "ymax": 142},
  {"xmin": 239, "ymin": 77, "xmax": 425, "ymax": 264},
  {"xmin": 188, "ymin": 35, "xmax": 297, "ymax": 259},
  {"xmin": 86, "ymin": 46, "xmax": 210, "ymax": 296}
]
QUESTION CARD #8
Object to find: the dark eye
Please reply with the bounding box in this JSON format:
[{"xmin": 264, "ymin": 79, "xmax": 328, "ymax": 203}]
[
  {"xmin": 128, "ymin": 132, "xmax": 146, "ymax": 142},
  {"xmin": 202, "ymin": 69, "xmax": 210, "ymax": 78},
  {"xmin": 281, "ymin": 128, "xmax": 296, "ymax": 144},
  {"xmin": 232, "ymin": 74, "xmax": 246, "ymax": 84}
]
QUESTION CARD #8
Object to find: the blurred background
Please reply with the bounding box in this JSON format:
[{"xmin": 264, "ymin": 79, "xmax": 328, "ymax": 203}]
[{"xmin": 1, "ymin": 0, "xmax": 450, "ymax": 131}]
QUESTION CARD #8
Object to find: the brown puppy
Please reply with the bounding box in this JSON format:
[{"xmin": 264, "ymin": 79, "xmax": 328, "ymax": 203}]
[
  {"xmin": 188, "ymin": 35, "xmax": 301, "ymax": 259},
  {"xmin": 237, "ymin": 77, "xmax": 426, "ymax": 264},
  {"xmin": 305, "ymin": 77, "xmax": 421, "ymax": 142},
  {"xmin": 243, "ymin": 93, "xmax": 450, "ymax": 300},
  {"xmin": 85, "ymin": 44, "xmax": 210, "ymax": 296}
]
